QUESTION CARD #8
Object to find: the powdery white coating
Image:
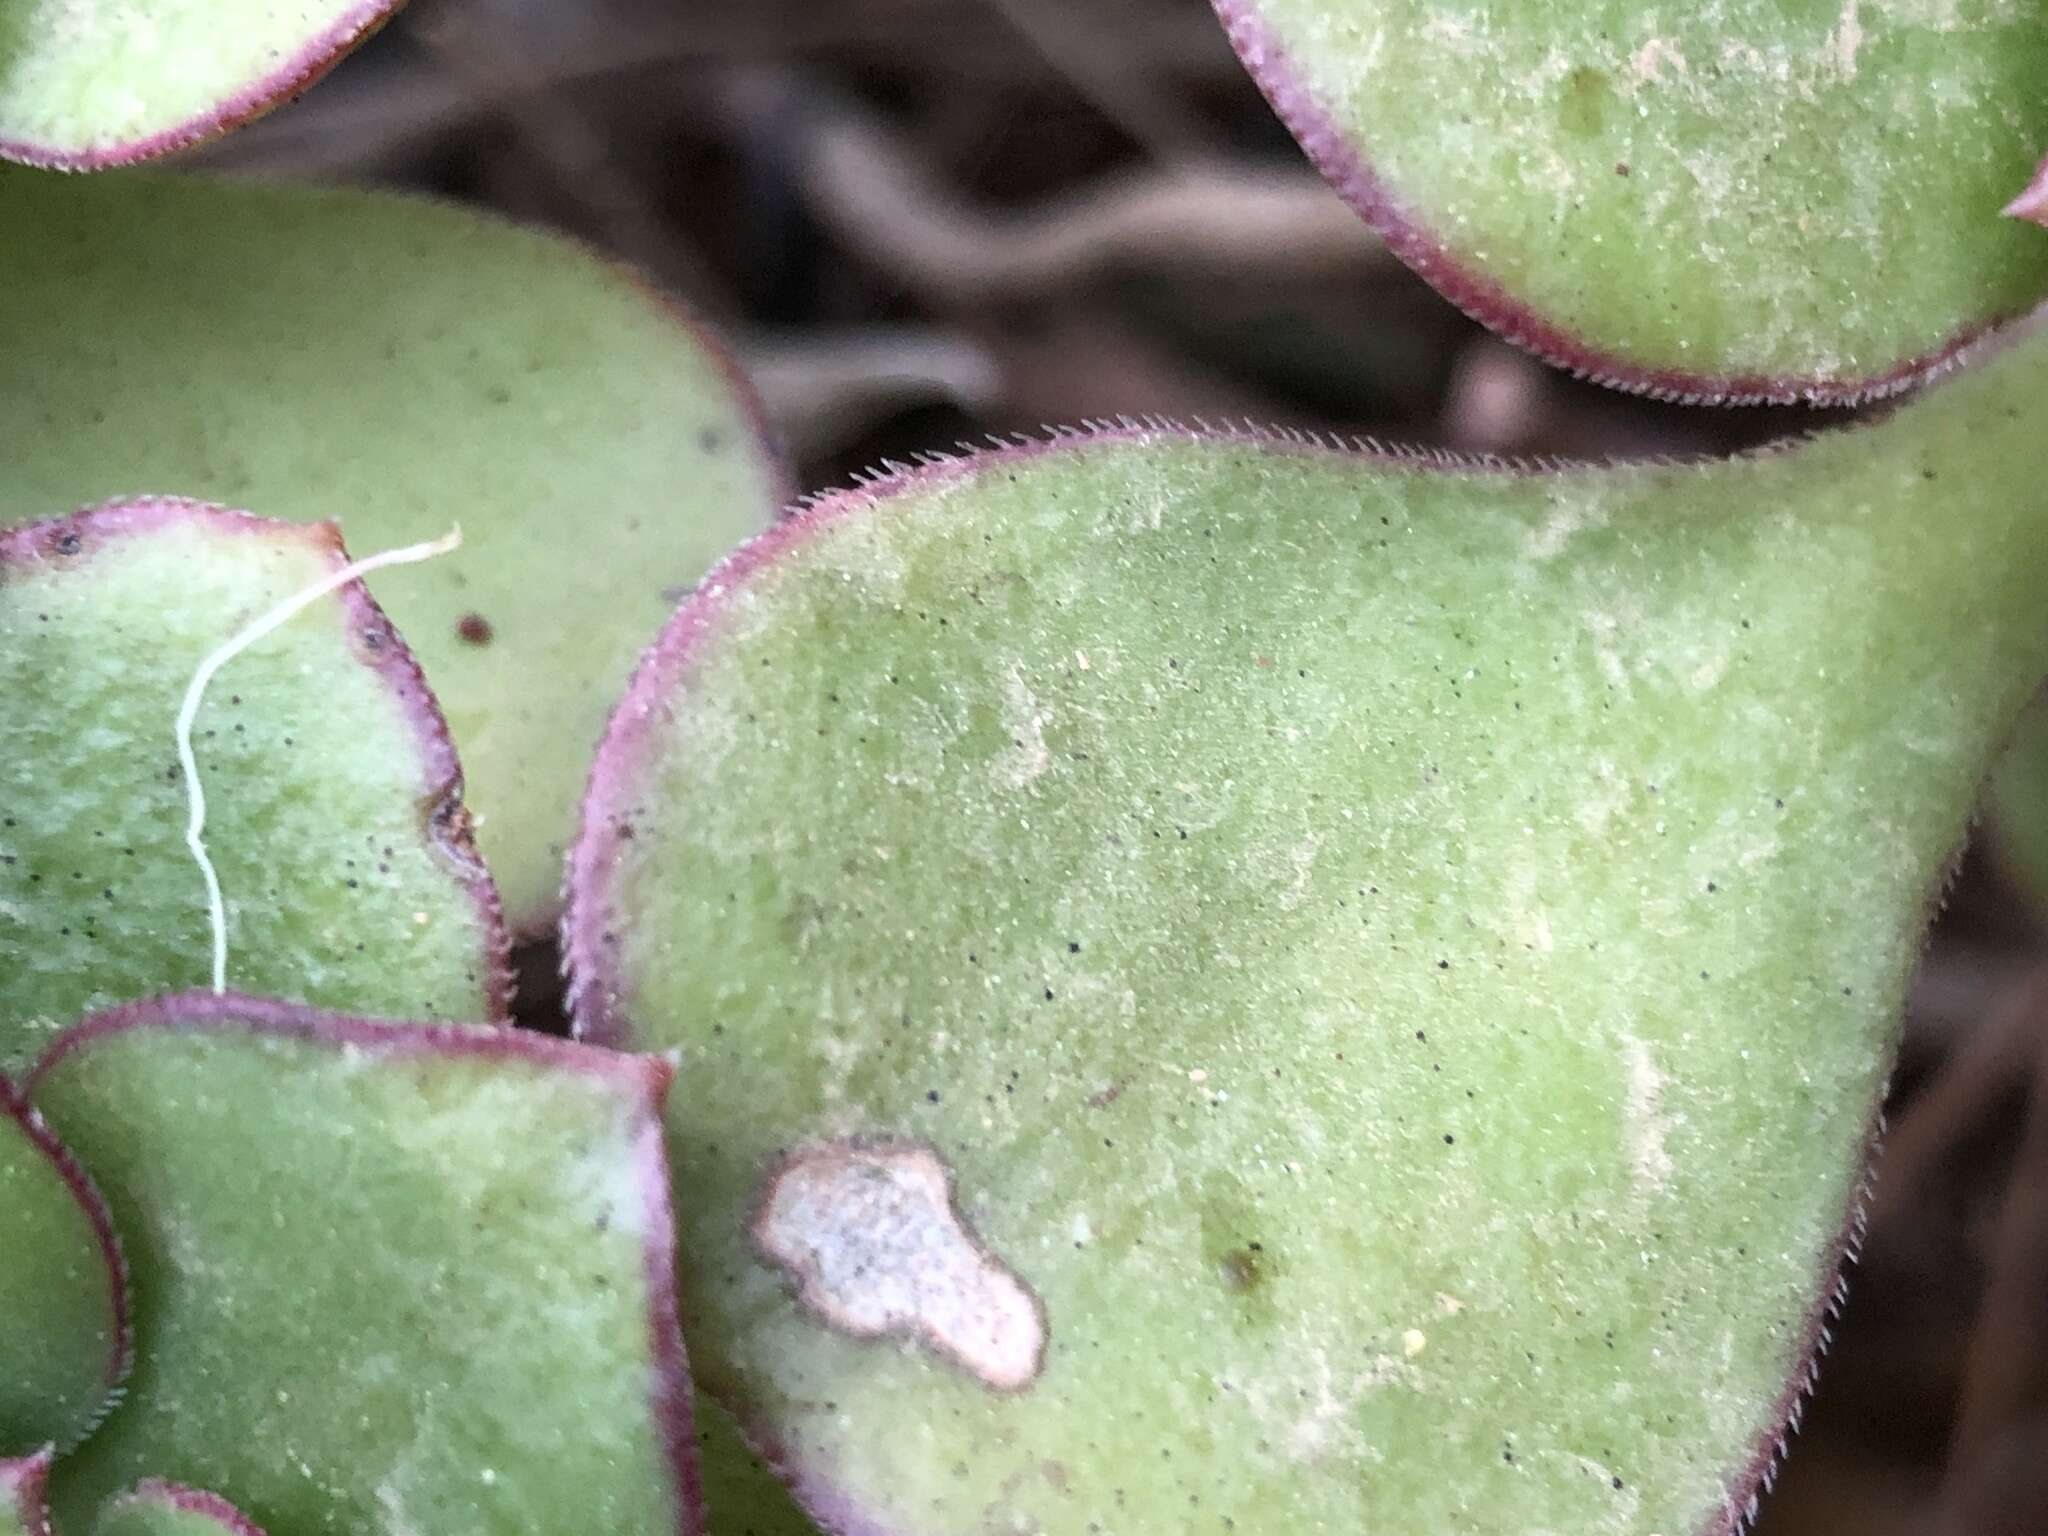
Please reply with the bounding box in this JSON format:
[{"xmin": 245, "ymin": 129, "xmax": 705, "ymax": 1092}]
[
  {"xmin": 751, "ymin": 1140, "xmax": 1047, "ymax": 1393},
  {"xmin": 995, "ymin": 664, "xmax": 1053, "ymax": 788},
  {"xmin": 1623, "ymin": 1035, "xmax": 1676, "ymax": 1199}
]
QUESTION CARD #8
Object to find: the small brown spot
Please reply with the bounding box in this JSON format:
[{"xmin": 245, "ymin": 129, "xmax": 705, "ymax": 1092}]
[
  {"xmin": 1615, "ymin": 161, "xmax": 1631, "ymax": 176},
  {"xmin": 1219, "ymin": 1247, "xmax": 1264, "ymax": 1293},
  {"xmin": 421, "ymin": 780, "xmax": 489, "ymax": 882},
  {"xmin": 752, "ymin": 1138, "xmax": 1046, "ymax": 1392},
  {"xmin": 456, "ymin": 612, "xmax": 494, "ymax": 646},
  {"xmin": 1085, "ymin": 1080, "xmax": 1124, "ymax": 1109}
]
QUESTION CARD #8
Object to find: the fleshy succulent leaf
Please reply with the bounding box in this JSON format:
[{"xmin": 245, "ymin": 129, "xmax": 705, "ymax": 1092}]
[
  {"xmin": 0, "ymin": 501, "xmax": 508, "ymax": 1070},
  {"xmin": 566, "ymin": 322, "xmax": 2048, "ymax": 1535},
  {"xmin": 0, "ymin": 1084, "xmax": 125, "ymax": 1458},
  {"xmin": 694, "ymin": 1395, "xmax": 818, "ymax": 1536},
  {"xmin": 0, "ymin": 166, "xmax": 788, "ymax": 933},
  {"xmin": 1987, "ymin": 698, "xmax": 2048, "ymax": 910},
  {"xmin": 0, "ymin": 1451, "xmax": 52, "ymax": 1536},
  {"xmin": 93, "ymin": 1482, "xmax": 266, "ymax": 1536},
  {"xmin": 0, "ymin": 0, "xmax": 400, "ymax": 170},
  {"xmin": 26, "ymin": 992, "xmax": 699, "ymax": 1536},
  {"xmin": 1213, "ymin": 0, "xmax": 2048, "ymax": 401}
]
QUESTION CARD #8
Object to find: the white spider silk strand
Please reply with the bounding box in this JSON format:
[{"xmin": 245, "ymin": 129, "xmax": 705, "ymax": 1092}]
[{"xmin": 176, "ymin": 527, "xmax": 463, "ymax": 994}]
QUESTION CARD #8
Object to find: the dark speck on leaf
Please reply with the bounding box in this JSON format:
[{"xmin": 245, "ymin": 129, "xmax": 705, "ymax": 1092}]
[
  {"xmin": 457, "ymin": 612, "xmax": 494, "ymax": 645},
  {"xmin": 1219, "ymin": 1248, "xmax": 1263, "ymax": 1293}
]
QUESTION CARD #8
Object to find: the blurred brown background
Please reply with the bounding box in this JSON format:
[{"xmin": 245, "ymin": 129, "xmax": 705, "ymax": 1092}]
[{"xmin": 187, "ymin": 2, "xmax": 2048, "ymax": 1530}]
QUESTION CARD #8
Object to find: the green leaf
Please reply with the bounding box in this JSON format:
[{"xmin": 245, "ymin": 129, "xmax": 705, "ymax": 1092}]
[
  {"xmin": 0, "ymin": 1451, "xmax": 51, "ymax": 1536},
  {"xmin": 1214, "ymin": 0, "xmax": 2048, "ymax": 400},
  {"xmin": 0, "ymin": 166, "xmax": 788, "ymax": 933},
  {"xmin": 93, "ymin": 1483, "xmax": 264, "ymax": 1536},
  {"xmin": 26, "ymin": 992, "xmax": 698, "ymax": 1536},
  {"xmin": 0, "ymin": 501, "xmax": 508, "ymax": 1070},
  {"xmin": 1986, "ymin": 696, "xmax": 2048, "ymax": 910},
  {"xmin": 0, "ymin": 1083, "xmax": 124, "ymax": 1457},
  {"xmin": 0, "ymin": 0, "xmax": 399, "ymax": 169},
  {"xmin": 694, "ymin": 1395, "xmax": 816, "ymax": 1536},
  {"xmin": 565, "ymin": 321, "xmax": 2048, "ymax": 1534}
]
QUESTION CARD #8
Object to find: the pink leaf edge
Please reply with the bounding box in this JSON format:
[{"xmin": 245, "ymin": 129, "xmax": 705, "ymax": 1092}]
[
  {"xmin": 0, "ymin": 1, "xmax": 404, "ymax": 172},
  {"xmin": 105, "ymin": 1481, "xmax": 269, "ymax": 1536},
  {"xmin": 0, "ymin": 1449, "xmax": 53, "ymax": 1536},
  {"xmin": 0, "ymin": 497, "xmax": 515, "ymax": 1021},
  {"xmin": 2003, "ymin": 150, "xmax": 2048, "ymax": 229},
  {"xmin": 25, "ymin": 990, "xmax": 701, "ymax": 1536},
  {"xmin": 1, "ymin": 1076, "xmax": 132, "ymax": 1419},
  {"xmin": 558, "ymin": 424, "xmax": 1890, "ymax": 1536},
  {"xmin": 1208, "ymin": 0, "xmax": 2021, "ymax": 407}
]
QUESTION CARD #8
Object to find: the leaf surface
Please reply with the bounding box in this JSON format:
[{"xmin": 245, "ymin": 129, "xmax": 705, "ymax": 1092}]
[
  {"xmin": 0, "ymin": 1086, "xmax": 124, "ymax": 1457},
  {"xmin": 694, "ymin": 1395, "xmax": 816, "ymax": 1536},
  {"xmin": 0, "ymin": 0, "xmax": 399, "ymax": 168},
  {"xmin": 1216, "ymin": 0, "xmax": 2048, "ymax": 400},
  {"xmin": 93, "ymin": 1483, "xmax": 265, "ymax": 1536},
  {"xmin": 28, "ymin": 993, "xmax": 698, "ymax": 1536},
  {"xmin": 568, "ymin": 321, "xmax": 2048, "ymax": 1534},
  {"xmin": 0, "ymin": 502, "xmax": 507, "ymax": 1069},
  {"xmin": 0, "ymin": 168, "xmax": 787, "ymax": 933}
]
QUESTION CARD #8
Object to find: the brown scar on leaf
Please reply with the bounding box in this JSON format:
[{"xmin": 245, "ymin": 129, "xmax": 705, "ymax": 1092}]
[{"xmin": 750, "ymin": 1137, "xmax": 1047, "ymax": 1393}]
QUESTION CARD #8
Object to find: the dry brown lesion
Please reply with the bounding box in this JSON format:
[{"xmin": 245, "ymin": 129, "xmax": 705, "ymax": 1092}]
[{"xmin": 750, "ymin": 1137, "xmax": 1047, "ymax": 1393}]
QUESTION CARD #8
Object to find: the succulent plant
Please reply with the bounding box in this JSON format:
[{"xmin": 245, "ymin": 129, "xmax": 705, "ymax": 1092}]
[
  {"xmin": 91, "ymin": 1481, "xmax": 267, "ymax": 1536},
  {"xmin": 0, "ymin": 503, "xmax": 508, "ymax": 1068},
  {"xmin": 24, "ymin": 993, "xmax": 693, "ymax": 1535},
  {"xmin": 0, "ymin": 167, "xmax": 788, "ymax": 935},
  {"xmin": 1213, "ymin": 0, "xmax": 2048, "ymax": 400},
  {"xmin": 562, "ymin": 312, "xmax": 2048, "ymax": 1534},
  {"xmin": 1, "ymin": 1085, "xmax": 123, "ymax": 1458},
  {"xmin": 0, "ymin": 0, "xmax": 404, "ymax": 170},
  {"xmin": 5, "ymin": 2, "xmax": 2048, "ymax": 1533}
]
